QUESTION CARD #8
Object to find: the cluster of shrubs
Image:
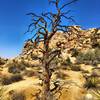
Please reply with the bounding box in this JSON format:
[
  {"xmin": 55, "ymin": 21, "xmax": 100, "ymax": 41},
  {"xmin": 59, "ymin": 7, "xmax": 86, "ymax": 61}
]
[
  {"xmin": 62, "ymin": 57, "xmax": 81, "ymax": 71},
  {"xmin": 76, "ymin": 48, "xmax": 100, "ymax": 65},
  {"xmin": 1, "ymin": 74, "xmax": 23, "ymax": 85},
  {"xmin": 8, "ymin": 63, "xmax": 26, "ymax": 74},
  {"xmin": 23, "ymin": 70, "xmax": 35, "ymax": 77}
]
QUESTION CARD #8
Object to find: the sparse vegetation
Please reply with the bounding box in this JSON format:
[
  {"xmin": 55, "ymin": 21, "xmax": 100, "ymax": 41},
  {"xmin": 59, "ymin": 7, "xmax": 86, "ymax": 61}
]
[
  {"xmin": 71, "ymin": 48, "xmax": 79, "ymax": 57},
  {"xmin": 1, "ymin": 76, "xmax": 12, "ymax": 85},
  {"xmin": 8, "ymin": 64, "xmax": 26, "ymax": 74},
  {"xmin": 62, "ymin": 57, "xmax": 72, "ymax": 66},
  {"xmin": 10, "ymin": 91, "xmax": 26, "ymax": 100},
  {"xmin": 92, "ymin": 89, "xmax": 100, "ymax": 100},
  {"xmin": 23, "ymin": 70, "xmax": 35, "ymax": 77},
  {"xmin": 0, "ymin": 0, "xmax": 100, "ymax": 100},
  {"xmin": 70, "ymin": 65, "xmax": 81, "ymax": 71},
  {"xmin": 94, "ymin": 48, "xmax": 100, "ymax": 61},
  {"xmin": 76, "ymin": 49, "xmax": 100, "ymax": 65},
  {"xmin": 10, "ymin": 74, "xmax": 23, "ymax": 82},
  {"xmin": 84, "ymin": 77, "xmax": 98, "ymax": 89},
  {"xmin": 84, "ymin": 73, "xmax": 100, "ymax": 89},
  {"xmin": 1, "ymin": 74, "xmax": 23, "ymax": 85},
  {"xmin": 56, "ymin": 71, "xmax": 67, "ymax": 80}
]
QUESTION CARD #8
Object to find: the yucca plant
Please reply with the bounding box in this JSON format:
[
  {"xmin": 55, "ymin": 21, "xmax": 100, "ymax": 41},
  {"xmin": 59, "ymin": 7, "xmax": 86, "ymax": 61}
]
[
  {"xmin": 92, "ymin": 89, "xmax": 100, "ymax": 100},
  {"xmin": 84, "ymin": 73, "xmax": 100, "ymax": 89}
]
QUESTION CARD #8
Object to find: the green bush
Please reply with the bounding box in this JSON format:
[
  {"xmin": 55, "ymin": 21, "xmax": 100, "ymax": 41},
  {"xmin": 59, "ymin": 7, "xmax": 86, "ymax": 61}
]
[
  {"xmin": 8, "ymin": 64, "xmax": 26, "ymax": 74},
  {"xmin": 76, "ymin": 49, "xmax": 100, "ymax": 65},
  {"xmin": 84, "ymin": 74, "xmax": 100, "ymax": 89},
  {"xmin": 94, "ymin": 48, "xmax": 100, "ymax": 61},
  {"xmin": 84, "ymin": 77, "xmax": 97, "ymax": 89},
  {"xmin": 62, "ymin": 57, "xmax": 72, "ymax": 66}
]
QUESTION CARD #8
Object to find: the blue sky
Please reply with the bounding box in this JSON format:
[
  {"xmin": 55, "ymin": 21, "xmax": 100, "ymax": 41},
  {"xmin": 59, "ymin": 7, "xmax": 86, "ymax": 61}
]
[{"xmin": 0, "ymin": 0, "xmax": 100, "ymax": 58}]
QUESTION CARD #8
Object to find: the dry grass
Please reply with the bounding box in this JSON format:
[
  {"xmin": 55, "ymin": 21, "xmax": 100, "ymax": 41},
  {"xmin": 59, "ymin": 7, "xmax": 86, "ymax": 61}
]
[{"xmin": 1, "ymin": 74, "xmax": 23, "ymax": 85}]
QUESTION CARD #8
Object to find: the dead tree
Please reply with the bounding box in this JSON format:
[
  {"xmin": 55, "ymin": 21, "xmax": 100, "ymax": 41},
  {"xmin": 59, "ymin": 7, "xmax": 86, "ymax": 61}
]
[{"xmin": 26, "ymin": 0, "xmax": 78, "ymax": 99}]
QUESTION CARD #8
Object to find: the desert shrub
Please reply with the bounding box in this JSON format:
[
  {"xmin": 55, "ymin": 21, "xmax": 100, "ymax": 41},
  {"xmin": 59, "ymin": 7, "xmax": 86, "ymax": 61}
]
[
  {"xmin": 8, "ymin": 65, "xmax": 26, "ymax": 74},
  {"xmin": 32, "ymin": 54, "xmax": 39, "ymax": 60},
  {"xmin": 10, "ymin": 74, "xmax": 23, "ymax": 83},
  {"xmin": 19, "ymin": 64, "xmax": 26, "ymax": 71},
  {"xmin": 84, "ymin": 75, "xmax": 99, "ymax": 89},
  {"xmin": 83, "ymin": 52, "xmax": 95, "ymax": 65},
  {"xmin": 51, "ymin": 57, "xmax": 61, "ymax": 65},
  {"xmin": 1, "ymin": 74, "xmax": 23, "ymax": 85},
  {"xmin": 56, "ymin": 71, "xmax": 67, "ymax": 79},
  {"xmin": 49, "ymin": 57, "xmax": 62, "ymax": 70},
  {"xmin": 94, "ymin": 48, "xmax": 100, "ymax": 61},
  {"xmin": 76, "ymin": 52, "xmax": 84, "ymax": 64},
  {"xmin": 92, "ymin": 89, "xmax": 100, "ymax": 99},
  {"xmin": 1, "ymin": 76, "xmax": 12, "ymax": 85},
  {"xmin": 71, "ymin": 48, "xmax": 79, "ymax": 57},
  {"xmin": 8, "ymin": 66, "xmax": 20, "ymax": 74},
  {"xmin": 23, "ymin": 70, "xmax": 35, "ymax": 77},
  {"xmin": 21, "ymin": 60, "xmax": 31, "ymax": 68},
  {"xmin": 76, "ymin": 49, "xmax": 100, "ymax": 65},
  {"xmin": 70, "ymin": 65, "xmax": 81, "ymax": 71},
  {"xmin": 10, "ymin": 91, "xmax": 26, "ymax": 100},
  {"xmin": 62, "ymin": 57, "xmax": 72, "ymax": 66},
  {"xmin": 84, "ymin": 77, "xmax": 97, "ymax": 89}
]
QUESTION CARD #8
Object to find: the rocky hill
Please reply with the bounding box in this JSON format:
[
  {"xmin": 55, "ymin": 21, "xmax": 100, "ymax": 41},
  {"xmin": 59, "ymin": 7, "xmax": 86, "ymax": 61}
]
[{"xmin": 0, "ymin": 26, "xmax": 100, "ymax": 100}]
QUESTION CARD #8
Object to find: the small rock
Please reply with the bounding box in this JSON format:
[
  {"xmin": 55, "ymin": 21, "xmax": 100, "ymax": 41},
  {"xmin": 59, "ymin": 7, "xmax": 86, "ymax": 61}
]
[{"xmin": 84, "ymin": 93, "xmax": 93, "ymax": 100}]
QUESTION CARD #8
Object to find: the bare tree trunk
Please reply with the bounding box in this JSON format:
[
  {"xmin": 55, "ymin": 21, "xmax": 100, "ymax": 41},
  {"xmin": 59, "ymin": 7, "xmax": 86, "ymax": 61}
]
[
  {"xmin": 42, "ymin": 67, "xmax": 50, "ymax": 100},
  {"xmin": 42, "ymin": 52, "xmax": 52, "ymax": 100}
]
